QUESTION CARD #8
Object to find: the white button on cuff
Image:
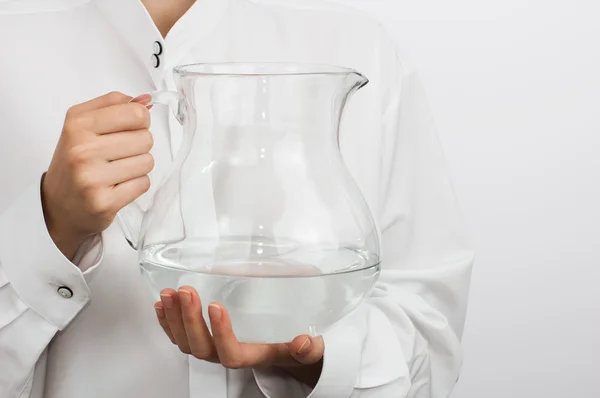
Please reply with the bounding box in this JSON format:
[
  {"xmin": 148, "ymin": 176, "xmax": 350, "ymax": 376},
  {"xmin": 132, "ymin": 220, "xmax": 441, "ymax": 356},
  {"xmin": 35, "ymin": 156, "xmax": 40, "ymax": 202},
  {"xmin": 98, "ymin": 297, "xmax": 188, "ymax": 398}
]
[{"xmin": 57, "ymin": 286, "xmax": 73, "ymax": 299}]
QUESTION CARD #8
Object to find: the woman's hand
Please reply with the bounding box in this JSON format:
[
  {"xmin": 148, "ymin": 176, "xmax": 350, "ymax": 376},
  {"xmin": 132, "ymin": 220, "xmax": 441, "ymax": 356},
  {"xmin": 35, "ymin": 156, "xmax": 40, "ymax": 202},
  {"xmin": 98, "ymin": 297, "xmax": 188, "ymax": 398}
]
[
  {"xmin": 154, "ymin": 286, "xmax": 324, "ymax": 386},
  {"xmin": 42, "ymin": 92, "xmax": 154, "ymax": 259}
]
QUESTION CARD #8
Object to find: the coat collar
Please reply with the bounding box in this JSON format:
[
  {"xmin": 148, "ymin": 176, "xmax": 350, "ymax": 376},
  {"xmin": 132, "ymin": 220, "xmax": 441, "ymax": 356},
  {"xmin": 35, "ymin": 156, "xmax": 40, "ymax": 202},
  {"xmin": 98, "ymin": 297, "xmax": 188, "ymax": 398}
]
[{"xmin": 92, "ymin": 0, "xmax": 231, "ymax": 88}]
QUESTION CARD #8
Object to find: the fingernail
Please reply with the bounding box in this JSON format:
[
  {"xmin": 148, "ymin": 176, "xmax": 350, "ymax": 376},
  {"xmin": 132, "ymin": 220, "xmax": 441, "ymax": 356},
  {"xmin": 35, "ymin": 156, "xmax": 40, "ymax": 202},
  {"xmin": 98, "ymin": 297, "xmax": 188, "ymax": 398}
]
[
  {"xmin": 160, "ymin": 293, "xmax": 173, "ymax": 309},
  {"xmin": 131, "ymin": 93, "xmax": 152, "ymax": 105},
  {"xmin": 297, "ymin": 338, "xmax": 311, "ymax": 355},
  {"xmin": 179, "ymin": 289, "xmax": 192, "ymax": 306},
  {"xmin": 208, "ymin": 304, "xmax": 221, "ymax": 322}
]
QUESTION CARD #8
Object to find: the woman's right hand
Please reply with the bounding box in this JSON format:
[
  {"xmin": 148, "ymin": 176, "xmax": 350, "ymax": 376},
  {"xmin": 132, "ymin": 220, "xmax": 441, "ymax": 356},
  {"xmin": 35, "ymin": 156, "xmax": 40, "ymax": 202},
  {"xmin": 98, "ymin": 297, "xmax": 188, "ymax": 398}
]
[{"xmin": 42, "ymin": 91, "xmax": 154, "ymax": 259}]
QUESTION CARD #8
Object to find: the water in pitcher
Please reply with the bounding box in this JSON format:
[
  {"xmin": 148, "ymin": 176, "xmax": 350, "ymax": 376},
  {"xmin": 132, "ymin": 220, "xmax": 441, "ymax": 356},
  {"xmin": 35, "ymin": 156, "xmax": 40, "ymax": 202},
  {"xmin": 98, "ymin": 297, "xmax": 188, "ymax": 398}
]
[{"xmin": 140, "ymin": 241, "xmax": 380, "ymax": 343}]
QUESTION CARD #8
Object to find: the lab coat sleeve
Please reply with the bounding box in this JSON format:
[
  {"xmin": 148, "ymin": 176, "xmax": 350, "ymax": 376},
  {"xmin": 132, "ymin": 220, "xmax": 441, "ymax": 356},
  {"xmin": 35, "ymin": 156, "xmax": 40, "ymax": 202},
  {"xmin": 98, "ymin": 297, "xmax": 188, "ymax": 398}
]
[
  {"xmin": 0, "ymin": 177, "xmax": 103, "ymax": 397},
  {"xmin": 254, "ymin": 53, "xmax": 474, "ymax": 397}
]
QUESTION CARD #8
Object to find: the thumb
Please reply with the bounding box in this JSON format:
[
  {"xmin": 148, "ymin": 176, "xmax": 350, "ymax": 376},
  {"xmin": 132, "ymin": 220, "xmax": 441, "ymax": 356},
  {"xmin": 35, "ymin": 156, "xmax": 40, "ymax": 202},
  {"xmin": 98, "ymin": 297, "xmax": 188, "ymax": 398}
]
[
  {"xmin": 131, "ymin": 93, "xmax": 153, "ymax": 109},
  {"xmin": 287, "ymin": 335, "xmax": 325, "ymax": 365}
]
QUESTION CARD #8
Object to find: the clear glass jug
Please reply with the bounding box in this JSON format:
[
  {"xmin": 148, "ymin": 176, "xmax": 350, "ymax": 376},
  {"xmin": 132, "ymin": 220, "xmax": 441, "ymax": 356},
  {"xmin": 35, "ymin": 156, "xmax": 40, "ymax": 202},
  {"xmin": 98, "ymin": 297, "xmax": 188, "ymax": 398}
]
[{"xmin": 118, "ymin": 63, "xmax": 380, "ymax": 343}]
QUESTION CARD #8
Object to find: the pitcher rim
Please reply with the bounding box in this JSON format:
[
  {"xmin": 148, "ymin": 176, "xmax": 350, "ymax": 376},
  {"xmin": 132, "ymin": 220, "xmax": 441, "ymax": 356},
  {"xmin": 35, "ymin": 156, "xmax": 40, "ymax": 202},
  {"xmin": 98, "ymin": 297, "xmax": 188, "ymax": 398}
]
[{"xmin": 173, "ymin": 62, "xmax": 367, "ymax": 79}]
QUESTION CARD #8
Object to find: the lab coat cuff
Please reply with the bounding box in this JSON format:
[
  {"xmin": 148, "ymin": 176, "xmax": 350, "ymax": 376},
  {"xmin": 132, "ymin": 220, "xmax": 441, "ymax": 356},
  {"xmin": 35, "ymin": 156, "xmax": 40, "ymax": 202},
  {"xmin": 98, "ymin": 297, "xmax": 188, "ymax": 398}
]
[
  {"xmin": 306, "ymin": 320, "xmax": 362, "ymax": 398},
  {"xmin": 72, "ymin": 233, "xmax": 104, "ymax": 284},
  {"xmin": 0, "ymin": 178, "xmax": 92, "ymax": 330},
  {"xmin": 253, "ymin": 316, "xmax": 363, "ymax": 398}
]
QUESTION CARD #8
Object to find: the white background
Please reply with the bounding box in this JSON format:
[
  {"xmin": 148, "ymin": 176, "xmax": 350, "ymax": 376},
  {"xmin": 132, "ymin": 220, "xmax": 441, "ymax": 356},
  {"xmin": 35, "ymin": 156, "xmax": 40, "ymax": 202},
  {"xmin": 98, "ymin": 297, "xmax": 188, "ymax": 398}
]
[{"xmin": 326, "ymin": 1, "xmax": 600, "ymax": 397}]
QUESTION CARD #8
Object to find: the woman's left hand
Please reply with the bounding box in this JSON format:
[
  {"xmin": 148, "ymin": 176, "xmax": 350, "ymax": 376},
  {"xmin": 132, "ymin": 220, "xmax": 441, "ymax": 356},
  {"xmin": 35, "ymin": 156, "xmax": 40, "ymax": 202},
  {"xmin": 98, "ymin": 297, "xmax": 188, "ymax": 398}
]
[{"xmin": 154, "ymin": 286, "xmax": 324, "ymax": 378}]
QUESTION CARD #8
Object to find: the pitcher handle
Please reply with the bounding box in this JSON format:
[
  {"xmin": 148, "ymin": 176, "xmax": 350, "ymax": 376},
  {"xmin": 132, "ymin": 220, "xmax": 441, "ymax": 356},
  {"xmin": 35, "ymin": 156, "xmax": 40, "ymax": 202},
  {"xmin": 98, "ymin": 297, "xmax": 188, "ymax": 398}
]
[{"xmin": 116, "ymin": 90, "xmax": 186, "ymax": 250}]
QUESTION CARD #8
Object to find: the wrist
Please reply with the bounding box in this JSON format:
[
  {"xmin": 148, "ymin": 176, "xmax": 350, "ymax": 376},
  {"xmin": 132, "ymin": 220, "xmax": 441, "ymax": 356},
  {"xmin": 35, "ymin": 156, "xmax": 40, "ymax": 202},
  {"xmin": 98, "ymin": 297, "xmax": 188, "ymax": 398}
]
[
  {"xmin": 47, "ymin": 224, "xmax": 88, "ymax": 260},
  {"xmin": 41, "ymin": 175, "xmax": 88, "ymax": 260}
]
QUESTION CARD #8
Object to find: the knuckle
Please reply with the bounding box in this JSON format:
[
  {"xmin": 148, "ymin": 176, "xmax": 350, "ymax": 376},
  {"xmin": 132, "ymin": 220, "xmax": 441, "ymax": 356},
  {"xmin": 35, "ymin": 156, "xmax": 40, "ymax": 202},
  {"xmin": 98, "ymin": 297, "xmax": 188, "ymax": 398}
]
[
  {"xmin": 191, "ymin": 349, "xmax": 212, "ymax": 360},
  {"xmin": 85, "ymin": 188, "xmax": 112, "ymax": 216},
  {"xmin": 87, "ymin": 191, "xmax": 114, "ymax": 217},
  {"xmin": 221, "ymin": 358, "xmax": 243, "ymax": 370},
  {"xmin": 67, "ymin": 144, "xmax": 94, "ymax": 167},
  {"xmin": 142, "ymin": 153, "xmax": 155, "ymax": 173},
  {"xmin": 73, "ymin": 169, "xmax": 96, "ymax": 190},
  {"xmin": 139, "ymin": 175, "xmax": 151, "ymax": 193},
  {"xmin": 105, "ymin": 91, "xmax": 129, "ymax": 104},
  {"xmin": 87, "ymin": 193, "xmax": 106, "ymax": 213},
  {"xmin": 141, "ymin": 130, "xmax": 154, "ymax": 152},
  {"xmin": 65, "ymin": 106, "xmax": 79, "ymax": 119},
  {"xmin": 130, "ymin": 103, "xmax": 150, "ymax": 127},
  {"xmin": 65, "ymin": 114, "xmax": 94, "ymax": 133}
]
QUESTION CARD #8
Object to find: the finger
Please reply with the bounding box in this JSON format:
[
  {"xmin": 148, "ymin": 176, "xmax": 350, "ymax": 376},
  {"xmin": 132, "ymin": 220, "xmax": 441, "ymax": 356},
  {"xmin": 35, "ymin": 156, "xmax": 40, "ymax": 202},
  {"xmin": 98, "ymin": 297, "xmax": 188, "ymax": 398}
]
[
  {"xmin": 111, "ymin": 175, "xmax": 150, "ymax": 210},
  {"xmin": 208, "ymin": 303, "xmax": 245, "ymax": 368},
  {"xmin": 287, "ymin": 335, "xmax": 325, "ymax": 365},
  {"xmin": 100, "ymin": 129, "xmax": 153, "ymax": 161},
  {"xmin": 88, "ymin": 102, "xmax": 150, "ymax": 134},
  {"xmin": 154, "ymin": 302, "xmax": 176, "ymax": 344},
  {"xmin": 105, "ymin": 153, "xmax": 154, "ymax": 185},
  {"xmin": 68, "ymin": 91, "xmax": 132, "ymax": 115},
  {"xmin": 209, "ymin": 304, "xmax": 284, "ymax": 369},
  {"xmin": 160, "ymin": 289, "xmax": 191, "ymax": 354},
  {"xmin": 179, "ymin": 287, "xmax": 216, "ymax": 361}
]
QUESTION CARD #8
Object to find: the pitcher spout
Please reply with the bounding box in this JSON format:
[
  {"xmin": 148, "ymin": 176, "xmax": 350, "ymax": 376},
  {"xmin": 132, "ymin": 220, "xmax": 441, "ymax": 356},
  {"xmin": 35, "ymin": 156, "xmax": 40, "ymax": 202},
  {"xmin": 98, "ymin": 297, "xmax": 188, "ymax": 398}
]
[{"xmin": 345, "ymin": 71, "xmax": 369, "ymax": 96}]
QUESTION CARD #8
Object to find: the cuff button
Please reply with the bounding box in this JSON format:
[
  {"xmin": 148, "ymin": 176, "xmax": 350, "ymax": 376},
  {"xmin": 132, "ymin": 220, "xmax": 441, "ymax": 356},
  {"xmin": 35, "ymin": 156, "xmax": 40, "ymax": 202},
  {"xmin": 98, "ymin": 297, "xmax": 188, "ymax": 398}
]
[{"xmin": 57, "ymin": 286, "xmax": 73, "ymax": 299}]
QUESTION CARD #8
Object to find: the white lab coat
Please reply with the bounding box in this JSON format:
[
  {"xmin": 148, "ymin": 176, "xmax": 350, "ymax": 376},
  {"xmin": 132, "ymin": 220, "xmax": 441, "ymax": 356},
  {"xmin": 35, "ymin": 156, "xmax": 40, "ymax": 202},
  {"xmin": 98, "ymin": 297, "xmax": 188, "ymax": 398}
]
[{"xmin": 0, "ymin": 0, "xmax": 474, "ymax": 397}]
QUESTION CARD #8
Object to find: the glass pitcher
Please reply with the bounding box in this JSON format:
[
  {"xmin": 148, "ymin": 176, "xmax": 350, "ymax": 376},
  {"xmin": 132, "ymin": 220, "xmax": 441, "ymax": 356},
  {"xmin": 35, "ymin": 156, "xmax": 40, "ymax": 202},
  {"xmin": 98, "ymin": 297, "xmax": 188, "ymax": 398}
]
[{"xmin": 118, "ymin": 63, "xmax": 380, "ymax": 343}]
